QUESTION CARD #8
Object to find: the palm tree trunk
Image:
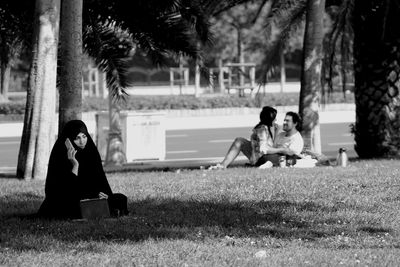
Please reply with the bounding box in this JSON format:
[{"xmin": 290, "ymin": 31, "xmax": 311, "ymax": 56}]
[
  {"xmin": 58, "ymin": 0, "xmax": 83, "ymax": 132},
  {"xmin": 0, "ymin": 62, "xmax": 11, "ymax": 102},
  {"xmin": 299, "ymin": 0, "xmax": 325, "ymax": 154},
  {"xmin": 105, "ymin": 94, "xmax": 126, "ymax": 166},
  {"xmin": 353, "ymin": 0, "xmax": 400, "ymax": 158},
  {"xmin": 17, "ymin": 0, "xmax": 60, "ymax": 179}
]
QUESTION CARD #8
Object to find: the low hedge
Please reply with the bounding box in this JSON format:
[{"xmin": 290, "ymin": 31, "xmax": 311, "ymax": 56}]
[
  {"xmin": 83, "ymin": 92, "xmax": 354, "ymax": 112},
  {"xmin": 0, "ymin": 92, "xmax": 354, "ymax": 115},
  {"xmin": 0, "ymin": 101, "xmax": 26, "ymax": 115}
]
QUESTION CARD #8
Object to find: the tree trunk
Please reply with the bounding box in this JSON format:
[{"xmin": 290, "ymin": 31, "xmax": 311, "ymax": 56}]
[
  {"xmin": 194, "ymin": 42, "xmax": 201, "ymax": 97},
  {"xmin": 17, "ymin": 0, "xmax": 60, "ymax": 180},
  {"xmin": 218, "ymin": 58, "xmax": 225, "ymax": 93},
  {"xmin": 299, "ymin": 0, "xmax": 325, "ymax": 154},
  {"xmin": 58, "ymin": 0, "xmax": 83, "ymax": 133},
  {"xmin": 105, "ymin": 94, "xmax": 126, "ymax": 166},
  {"xmin": 237, "ymin": 28, "xmax": 245, "ymax": 97},
  {"xmin": 0, "ymin": 62, "xmax": 11, "ymax": 102},
  {"xmin": 194, "ymin": 63, "xmax": 200, "ymax": 97},
  {"xmin": 352, "ymin": 0, "xmax": 400, "ymax": 158},
  {"xmin": 280, "ymin": 48, "xmax": 286, "ymax": 94}
]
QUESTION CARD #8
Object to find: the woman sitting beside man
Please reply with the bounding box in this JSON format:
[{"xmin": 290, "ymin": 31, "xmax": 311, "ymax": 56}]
[{"xmin": 209, "ymin": 106, "xmax": 304, "ymax": 169}]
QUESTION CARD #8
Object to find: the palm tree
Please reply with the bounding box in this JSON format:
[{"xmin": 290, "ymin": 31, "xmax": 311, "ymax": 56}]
[
  {"xmin": 58, "ymin": 0, "xmax": 83, "ymax": 132},
  {"xmin": 351, "ymin": 0, "xmax": 400, "ymax": 158},
  {"xmin": 241, "ymin": 0, "xmax": 400, "ymax": 158},
  {"xmin": 1, "ymin": 0, "xmax": 214, "ymax": 178},
  {"xmin": 17, "ymin": 0, "xmax": 60, "ymax": 179},
  {"xmin": 259, "ymin": 0, "xmax": 400, "ymax": 158},
  {"xmin": 299, "ymin": 0, "xmax": 326, "ymax": 154},
  {"xmin": 83, "ymin": 0, "xmax": 214, "ymax": 166},
  {"xmin": 324, "ymin": 0, "xmax": 400, "ymax": 158},
  {"xmin": 82, "ymin": 23, "xmax": 135, "ymax": 166}
]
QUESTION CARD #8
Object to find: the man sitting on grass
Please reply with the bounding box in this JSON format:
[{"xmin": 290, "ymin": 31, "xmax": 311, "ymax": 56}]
[{"xmin": 256, "ymin": 111, "xmax": 304, "ymax": 168}]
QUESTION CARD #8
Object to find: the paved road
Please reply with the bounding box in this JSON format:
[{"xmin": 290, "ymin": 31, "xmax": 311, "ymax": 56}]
[
  {"xmin": 0, "ymin": 122, "xmax": 355, "ymax": 168},
  {"xmin": 166, "ymin": 123, "xmax": 355, "ymax": 160},
  {"xmin": 0, "ymin": 137, "xmax": 19, "ymax": 167}
]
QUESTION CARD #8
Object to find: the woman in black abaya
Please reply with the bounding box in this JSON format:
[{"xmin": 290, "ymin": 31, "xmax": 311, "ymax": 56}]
[{"xmin": 38, "ymin": 120, "xmax": 128, "ymax": 219}]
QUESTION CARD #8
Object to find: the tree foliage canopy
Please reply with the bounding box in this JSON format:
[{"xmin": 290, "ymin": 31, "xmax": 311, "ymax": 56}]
[{"xmin": 0, "ymin": 0, "xmax": 215, "ymax": 98}]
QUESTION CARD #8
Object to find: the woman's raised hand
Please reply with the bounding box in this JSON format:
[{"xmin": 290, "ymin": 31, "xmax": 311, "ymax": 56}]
[
  {"xmin": 65, "ymin": 138, "xmax": 79, "ymax": 175},
  {"xmin": 99, "ymin": 192, "xmax": 109, "ymax": 199}
]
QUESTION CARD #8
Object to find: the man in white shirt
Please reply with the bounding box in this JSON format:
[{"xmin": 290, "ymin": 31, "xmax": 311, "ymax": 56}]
[{"xmin": 256, "ymin": 111, "xmax": 304, "ymax": 167}]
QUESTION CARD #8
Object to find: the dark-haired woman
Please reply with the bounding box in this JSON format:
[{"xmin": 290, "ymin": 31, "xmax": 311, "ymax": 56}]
[
  {"xmin": 208, "ymin": 106, "xmax": 279, "ymax": 169},
  {"xmin": 37, "ymin": 120, "xmax": 128, "ymax": 219}
]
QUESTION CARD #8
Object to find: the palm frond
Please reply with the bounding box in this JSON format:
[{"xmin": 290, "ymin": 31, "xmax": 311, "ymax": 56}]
[
  {"xmin": 181, "ymin": 0, "xmax": 214, "ymax": 45},
  {"xmin": 83, "ymin": 22, "xmax": 134, "ymax": 100},
  {"xmin": 250, "ymin": 0, "xmax": 272, "ymax": 24},
  {"xmin": 258, "ymin": 0, "xmax": 307, "ymax": 84},
  {"xmin": 84, "ymin": 0, "xmax": 208, "ymax": 60},
  {"xmin": 82, "ymin": 0, "xmax": 217, "ymax": 98},
  {"xmin": 83, "ymin": 0, "xmax": 215, "ymax": 89},
  {"xmin": 323, "ymin": 0, "xmax": 354, "ymax": 95}
]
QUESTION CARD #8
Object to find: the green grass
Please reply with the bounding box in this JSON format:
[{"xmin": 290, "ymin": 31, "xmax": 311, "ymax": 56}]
[{"xmin": 1, "ymin": 160, "xmax": 400, "ymax": 266}]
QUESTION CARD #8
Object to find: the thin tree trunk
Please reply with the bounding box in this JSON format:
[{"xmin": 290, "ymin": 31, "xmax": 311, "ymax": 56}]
[
  {"xmin": 237, "ymin": 28, "xmax": 245, "ymax": 97},
  {"xmin": 17, "ymin": 0, "xmax": 60, "ymax": 179},
  {"xmin": 218, "ymin": 58, "xmax": 225, "ymax": 93},
  {"xmin": 195, "ymin": 63, "xmax": 200, "ymax": 97},
  {"xmin": 105, "ymin": 93, "xmax": 126, "ymax": 166},
  {"xmin": 194, "ymin": 42, "xmax": 201, "ymax": 97},
  {"xmin": 280, "ymin": 48, "xmax": 286, "ymax": 93},
  {"xmin": 58, "ymin": 0, "xmax": 83, "ymax": 133},
  {"xmin": 0, "ymin": 62, "xmax": 11, "ymax": 102},
  {"xmin": 238, "ymin": 30, "xmax": 244, "ymax": 86},
  {"xmin": 299, "ymin": 0, "xmax": 325, "ymax": 154}
]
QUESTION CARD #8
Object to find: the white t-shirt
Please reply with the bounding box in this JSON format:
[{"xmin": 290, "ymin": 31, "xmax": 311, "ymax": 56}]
[{"xmin": 274, "ymin": 131, "xmax": 304, "ymax": 155}]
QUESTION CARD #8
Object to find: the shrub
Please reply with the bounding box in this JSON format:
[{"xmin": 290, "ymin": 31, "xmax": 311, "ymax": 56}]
[
  {"xmin": 1, "ymin": 92, "xmax": 354, "ymax": 115},
  {"xmin": 0, "ymin": 101, "xmax": 26, "ymax": 115}
]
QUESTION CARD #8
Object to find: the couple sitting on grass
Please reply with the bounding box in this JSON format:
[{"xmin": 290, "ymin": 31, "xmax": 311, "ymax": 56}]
[{"xmin": 209, "ymin": 106, "xmax": 304, "ymax": 170}]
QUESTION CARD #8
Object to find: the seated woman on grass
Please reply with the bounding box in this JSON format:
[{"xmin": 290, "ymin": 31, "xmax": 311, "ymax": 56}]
[
  {"xmin": 209, "ymin": 106, "xmax": 279, "ymax": 169},
  {"xmin": 37, "ymin": 120, "xmax": 128, "ymax": 219}
]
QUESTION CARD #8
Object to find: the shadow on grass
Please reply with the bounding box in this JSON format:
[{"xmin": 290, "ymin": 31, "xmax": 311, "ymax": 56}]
[
  {"xmin": 0, "ymin": 173, "xmax": 18, "ymax": 179},
  {"xmin": 1, "ymin": 194, "xmax": 393, "ymax": 252}
]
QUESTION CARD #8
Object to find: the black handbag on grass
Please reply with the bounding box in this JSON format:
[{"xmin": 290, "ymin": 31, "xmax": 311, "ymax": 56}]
[
  {"xmin": 80, "ymin": 193, "xmax": 129, "ymax": 219},
  {"xmin": 80, "ymin": 198, "xmax": 110, "ymax": 219}
]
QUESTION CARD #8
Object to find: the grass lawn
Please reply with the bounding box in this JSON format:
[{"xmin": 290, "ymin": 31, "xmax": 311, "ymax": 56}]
[{"xmin": 1, "ymin": 160, "xmax": 400, "ymax": 266}]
